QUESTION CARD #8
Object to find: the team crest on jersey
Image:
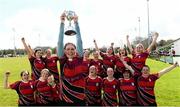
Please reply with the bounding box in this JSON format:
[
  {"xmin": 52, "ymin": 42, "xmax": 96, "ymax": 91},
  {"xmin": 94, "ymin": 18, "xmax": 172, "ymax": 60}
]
[
  {"xmin": 53, "ymin": 60, "xmax": 55, "ymax": 63},
  {"xmin": 29, "ymin": 82, "xmax": 33, "ymax": 89},
  {"xmin": 113, "ymin": 85, "xmax": 116, "ymax": 89},
  {"xmin": 138, "ymin": 55, "xmax": 141, "ymax": 58},
  {"xmin": 96, "ymin": 83, "xmax": 99, "ymax": 86},
  {"xmin": 110, "ymin": 59, "xmax": 113, "ymax": 62},
  {"xmin": 131, "ymin": 82, "xmax": 134, "ymax": 86}
]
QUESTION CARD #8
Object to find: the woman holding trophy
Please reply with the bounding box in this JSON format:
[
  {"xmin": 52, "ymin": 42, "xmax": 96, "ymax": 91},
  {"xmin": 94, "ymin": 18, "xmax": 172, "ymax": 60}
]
[{"xmin": 57, "ymin": 11, "xmax": 86, "ymax": 106}]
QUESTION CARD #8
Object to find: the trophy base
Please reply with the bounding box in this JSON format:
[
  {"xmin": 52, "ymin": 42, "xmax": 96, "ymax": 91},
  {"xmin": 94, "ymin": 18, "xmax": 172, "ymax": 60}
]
[{"xmin": 65, "ymin": 30, "xmax": 77, "ymax": 36}]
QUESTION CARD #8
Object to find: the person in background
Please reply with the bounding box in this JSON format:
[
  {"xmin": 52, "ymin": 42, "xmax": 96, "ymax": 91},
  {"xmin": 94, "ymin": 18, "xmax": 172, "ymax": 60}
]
[
  {"xmin": 44, "ymin": 48, "xmax": 60, "ymax": 83},
  {"xmin": 102, "ymin": 67, "xmax": 118, "ymax": 106},
  {"xmin": 4, "ymin": 70, "xmax": 35, "ymax": 106},
  {"xmin": 21, "ymin": 38, "xmax": 45, "ymax": 80},
  {"xmin": 126, "ymin": 32, "xmax": 158, "ymax": 75},
  {"xmin": 94, "ymin": 40, "xmax": 116, "ymax": 78},
  {"xmin": 84, "ymin": 65, "xmax": 102, "ymax": 106},
  {"xmin": 114, "ymin": 48, "xmax": 131, "ymax": 79},
  {"xmin": 81, "ymin": 50, "xmax": 91, "ymax": 77},
  {"xmin": 90, "ymin": 51, "xmax": 105, "ymax": 78}
]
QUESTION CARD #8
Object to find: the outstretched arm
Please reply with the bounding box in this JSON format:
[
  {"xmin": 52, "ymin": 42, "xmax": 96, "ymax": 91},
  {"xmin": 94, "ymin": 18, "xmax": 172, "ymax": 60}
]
[
  {"xmin": 21, "ymin": 37, "xmax": 33, "ymax": 58},
  {"xmin": 120, "ymin": 57, "xmax": 135, "ymax": 75},
  {"xmin": 57, "ymin": 12, "xmax": 66, "ymax": 57},
  {"xmin": 158, "ymin": 62, "xmax": 178, "ymax": 78},
  {"xmin": 4, "ymin": 71, "xmax": 10, "ymax": 89},
  {"xmin": 147, "ymin": 32, "xmax": 159, "ymax": 53},
  {"xmin": 126, "ymin": 35, "xmax": 133, "ymax": 53},
  {"xmin": 74, "ymin": 14, "xmax": 83, "ymax": 57}
]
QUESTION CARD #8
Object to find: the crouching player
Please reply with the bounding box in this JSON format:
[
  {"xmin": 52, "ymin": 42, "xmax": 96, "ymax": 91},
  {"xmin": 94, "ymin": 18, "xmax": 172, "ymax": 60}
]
[{"xmin": 34, "ymin": 69, "xmax": 59, "ymax": 106}]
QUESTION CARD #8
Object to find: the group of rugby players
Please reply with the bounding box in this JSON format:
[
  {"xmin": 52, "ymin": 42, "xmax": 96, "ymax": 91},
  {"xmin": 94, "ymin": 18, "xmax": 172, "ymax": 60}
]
[{"xmin": 4, "ymin": 12, "xmax": 178, "ymax": 106}]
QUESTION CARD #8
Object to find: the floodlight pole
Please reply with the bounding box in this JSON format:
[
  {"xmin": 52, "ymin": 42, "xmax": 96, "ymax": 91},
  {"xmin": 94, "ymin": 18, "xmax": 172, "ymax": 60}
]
[
  {"xmin": 12, "ymin": 28, "xmax": 16, "ymax": 56},
  {"xmin": 147, "ymin": 0, "xmax": 151, "ymax": 45}
]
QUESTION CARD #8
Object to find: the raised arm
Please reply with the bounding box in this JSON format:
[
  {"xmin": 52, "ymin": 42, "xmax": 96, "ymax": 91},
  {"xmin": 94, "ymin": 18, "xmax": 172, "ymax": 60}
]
[
  {"xmin": 28, "ymin": 44, "xmax": 34, "ymax": 55},
  {"xmin": 93, "ymin": 39, "xmax": 100, "ymax": 52},
  {"xmin": 147, "ymin": 32, "xmax": 159, "ymax": 53},
  {"xmin": 74, "ymin": 14, "xmax": 83, "ymax": 57},
  {"xmin": 57, "ymin": 12, "xmax": 66, "ymax": 57},
  {"xmin": 120, "ymin": 57, "xmax": 135, "ymax": 75},
  {"xmin": 4, "ymin": 71, "xmax": 10, "ymax": 89},
  {"xmin": 21, "ymin": 37, "xmax": 33, "ymax": 58},
  {"xmin": 126, "ymin": 35, "xmax": 133, "ymax": 53},
  {"xmin": 110, "ymin": 42, "xmax": 115, "ymax": 55},
  {"xmin": 158, "ymin": 62, "xmax": 178, "ymax": 78}
]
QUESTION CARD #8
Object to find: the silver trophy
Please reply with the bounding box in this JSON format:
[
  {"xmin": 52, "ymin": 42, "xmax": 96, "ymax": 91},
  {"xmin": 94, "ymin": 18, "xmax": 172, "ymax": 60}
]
[{"xmin": 64, "ymin": 11, "xmax": 77, "ymax": 36}]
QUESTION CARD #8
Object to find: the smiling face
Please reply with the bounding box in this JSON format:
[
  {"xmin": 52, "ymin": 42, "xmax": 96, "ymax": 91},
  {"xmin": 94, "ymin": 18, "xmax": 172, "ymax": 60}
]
[
  {"xmin": 123, "ymin": 70, "xmax": 131, "ymax": 79},
  {"xmin": 141, "ymin": 65, "xmax": 150, "ymax": 78},
  {"xmin": 41, "ymin": 69, "xmax": 50, "ymax": 80},
  {"xmin": 64, "ymin": 43, "xmax": 76, "ymax": 59},
  {"xmin": 46, "ymin": 49, "xmax": 52, "ymax": 57},
  {"xmin": 119, "ymin": 48, "xmax": 126, "ymax": 56},
  {"xmin": 21, "ymin": 71, "xmax": 29, "ymax": 81},
  {"xmin": 107, "ymin": 47, "xmax": 113, "ymax": 55},
  {"xmin": 107, "ymin": 67, "xmax": 114, "ymax": 77},
  {"xmin": 35, "ymin": 50, "xmax": 43, "ymax": 58},
  {"xmin": 84, "ymin": 50, "xmax": 90, "ymax": 59},
  {"xmin": 135, "ymin": 43, "xmax": 144, "ymax": 53},
  {"xmin": 89, "ymin": 65, "xmax": 97, "ymax": 76}
]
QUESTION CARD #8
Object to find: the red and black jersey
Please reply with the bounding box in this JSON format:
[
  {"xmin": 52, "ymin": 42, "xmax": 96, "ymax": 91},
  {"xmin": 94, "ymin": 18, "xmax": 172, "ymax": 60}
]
[
  {"xmin": 100, "ymin": 52, "xmax": 116, "ymax": 70},
  {"xmin": 118, "ymin": 78, "xmax": 137, "ymax": 106},
  {"xmin": 10, "ymin": 80, "xmax": 35, "ymax": 106},
  {"xmin": 81, "ymin": 59, "xmax": 91, "ymax": 77},
  {"xmin": 34, "ymin": 80, "xmax": 59, "ymax": 105},
  {"xmin": 90, "ymin": 59, "xmax": 105, "ymax": 78},
  {"xmin": 131, "ymin": 51, "xmax": 149, "ymax": 75},
  {"xmin": 114, "ymin": 56, "xmax": 131, "ymax": 79},
  {"xmin": 59, "ymin": 56, "xmax": 87, "ymax": 104},
  {"xmin": 137, "ymin": 74, "xmax": 159, "ymax": 106},
  {"xmin": 85, "ymin": 76, "xmax": 102, "ymax": 106},
  {"xmin": 44, "ymin": 56, "xmax": 60, "ymax": 83},
  {"xmin": 102, "ymin": 78, "xmax": 118, "ymax": 106},
  {"xmin": 29, "ymin": 56, "xmax": 45, "ymax": 80}
]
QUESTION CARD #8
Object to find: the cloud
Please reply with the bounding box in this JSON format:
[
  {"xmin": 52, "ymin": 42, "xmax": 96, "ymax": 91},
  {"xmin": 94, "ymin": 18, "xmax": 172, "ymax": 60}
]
[
  {"xmin": 4, "ymin": 8, "xmax": 59, "ymax": 48},
  {"xmin": 0, "ymin": 0, "xmax": 180, "ymax": 49}
]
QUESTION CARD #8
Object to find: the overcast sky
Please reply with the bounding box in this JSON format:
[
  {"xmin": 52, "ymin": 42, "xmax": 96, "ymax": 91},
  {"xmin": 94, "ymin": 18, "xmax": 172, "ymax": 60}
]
[{"xmin": 0, "ymin": 0, "xmax": 180, "ymax": 49}]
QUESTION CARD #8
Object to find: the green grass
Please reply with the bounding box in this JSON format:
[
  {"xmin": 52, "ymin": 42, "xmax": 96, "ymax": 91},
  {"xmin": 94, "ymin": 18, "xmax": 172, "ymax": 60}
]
[
  {"xmin": 0, "ymin": 57, "xmax": 180, "ymax": 106},
  {"xmin": 0, "ymin": 56, "xmax": 31, "ymax": 106}
]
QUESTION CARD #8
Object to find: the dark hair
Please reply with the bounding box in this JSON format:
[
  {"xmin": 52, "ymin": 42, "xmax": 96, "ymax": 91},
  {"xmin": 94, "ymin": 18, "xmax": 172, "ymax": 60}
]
[
  {"xmin": 20, "ymin": 70, "xmax": 29, "ymax": 77},
  {"xmin": 34, "ymin": 48, "xmax": 42, "ymax": 54},
  {"xmin": 64, "ymin": 43, "xmax": 76, "ymax": 49},
  {"xmin": 119, "ymin": 48, "xmax": 127, "ymax": 56},
  {"xmin": 123, "ymin": 69, "xmax": 132, "ymax": 77},
  {"xmin": 107, "ymin": 47, "xmax": 115, "ymax": 55},
  {"xmin": 143, "ymin": 65, "xmax": 150, "ymax": 70}
]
